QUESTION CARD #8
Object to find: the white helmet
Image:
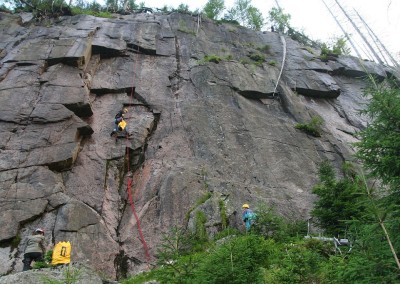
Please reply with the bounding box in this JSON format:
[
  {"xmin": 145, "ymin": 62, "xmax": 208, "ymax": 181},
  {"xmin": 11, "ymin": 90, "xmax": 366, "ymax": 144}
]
[{"xmin": 35, "ymin": 228, "xmax": 44, "ymax": 234}]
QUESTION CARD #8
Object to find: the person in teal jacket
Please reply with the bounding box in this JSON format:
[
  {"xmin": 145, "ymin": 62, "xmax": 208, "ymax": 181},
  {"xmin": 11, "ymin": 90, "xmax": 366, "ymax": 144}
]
[
  {"xmin": 22, "ymin": 228, "xmax": 45, "ymax": 271},
  {"xmin": 242, "ymin": 204, "xmax": 256, "ymax": 231}
]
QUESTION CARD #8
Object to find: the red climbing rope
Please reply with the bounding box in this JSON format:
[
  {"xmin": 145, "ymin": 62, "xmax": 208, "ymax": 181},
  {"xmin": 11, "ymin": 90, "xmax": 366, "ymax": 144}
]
[
  {"xmin": 126, "ymin": 176, "xmax": 151, "ymax": 262},
  {"xmin": 124, "ymin": 47, "xmax": 151, "ymax": 264}
]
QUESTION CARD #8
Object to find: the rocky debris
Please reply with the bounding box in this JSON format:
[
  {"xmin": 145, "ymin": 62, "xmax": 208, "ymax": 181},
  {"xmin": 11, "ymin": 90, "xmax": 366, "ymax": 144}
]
[
  {"xmin": 0, "ymin": 265, "xmax": 104, "ymax": 284},
  {"xmin": 0, "ymin": 11, "xmax": 397, "ymax": 280}
]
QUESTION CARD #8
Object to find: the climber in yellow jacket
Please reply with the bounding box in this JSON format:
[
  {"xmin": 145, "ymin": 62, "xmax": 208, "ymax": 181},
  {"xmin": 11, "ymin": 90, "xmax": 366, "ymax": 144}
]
[{"xmin": 110, "ymin": 108, "xmax": 130, "ymax": 137}]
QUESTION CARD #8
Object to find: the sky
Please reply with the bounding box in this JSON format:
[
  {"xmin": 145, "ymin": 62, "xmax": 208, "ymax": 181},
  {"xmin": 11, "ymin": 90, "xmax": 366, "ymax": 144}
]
[{"xmin": 134, "ymin": 0, "xmax": 400, "ymax": 63}]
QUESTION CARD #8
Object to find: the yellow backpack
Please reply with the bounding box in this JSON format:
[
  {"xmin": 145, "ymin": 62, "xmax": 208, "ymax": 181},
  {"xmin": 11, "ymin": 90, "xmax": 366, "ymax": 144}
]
[{"xmin": 51, "ymin": 241, "xmax": 71, "ymax": 265}]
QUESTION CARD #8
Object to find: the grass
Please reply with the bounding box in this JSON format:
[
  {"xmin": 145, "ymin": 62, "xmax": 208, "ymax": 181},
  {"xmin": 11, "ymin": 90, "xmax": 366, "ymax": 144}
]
[
  {"xmin": 203, "ymin": 54, "xmax": 223, "ymax": 63},
  {"xmin": 219, "ymin": 199, "xmax": 228, "ymax": 229},
  {"xmin": 256, "ymin": 44, "xmax": 271, "ymax": 53},
  {"xmin": 295, "ymin": 116, "xmax": 323, "ymax": 137},
  {"xmin": 185, "ymin": 192, "xmax": 212, "ymax": 221},
  {"xmin": 11, "ymin": 234, "xmax": 21, "ymax": 249},
  {"xmin": 198, "ymin": 54, "xmax": 233, "ymax": 64},
  {"xmin": 41, "ymin": 266, "xmax": 82, "ymax": 284},
  {"xmin": 304, "ymin": 46, "xmax": 317, "ymax": 55}
]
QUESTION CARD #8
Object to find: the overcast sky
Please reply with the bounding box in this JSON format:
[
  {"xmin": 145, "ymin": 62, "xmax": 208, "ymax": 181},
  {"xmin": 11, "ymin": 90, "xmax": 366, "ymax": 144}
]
[{"xmin": 135, "ymin": 0, "xmax": 400, "ymax": 62}]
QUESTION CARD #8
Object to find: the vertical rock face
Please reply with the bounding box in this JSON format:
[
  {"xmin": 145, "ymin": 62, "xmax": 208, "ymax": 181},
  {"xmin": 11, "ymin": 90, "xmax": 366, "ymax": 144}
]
[{"xmin": 0, "ymin": 11, "xmax": 395, "ymax": 279}]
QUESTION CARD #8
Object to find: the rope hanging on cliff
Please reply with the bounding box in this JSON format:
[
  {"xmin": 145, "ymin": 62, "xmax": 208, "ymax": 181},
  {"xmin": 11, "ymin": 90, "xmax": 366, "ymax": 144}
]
[
  {"xmin": 272, "ymin": 34, "xmax": 287, "ymax": 96},
  {"xmin": 125, "ymin": 46, "xmax": 151, "ymax": 264}
]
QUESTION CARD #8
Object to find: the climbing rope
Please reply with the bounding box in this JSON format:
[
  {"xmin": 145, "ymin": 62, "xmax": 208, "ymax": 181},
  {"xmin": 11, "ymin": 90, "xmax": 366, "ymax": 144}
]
[
  {"xmin": 124, "ymin": 46, "xmax": 151, "ymax": 264},
  {"xmin": 196, "ymin": 13, "xmax": 201, "ymax": 35},
  {"xmin": 272, "ymin": 34, "xmax": 287, "ymax": 96}
]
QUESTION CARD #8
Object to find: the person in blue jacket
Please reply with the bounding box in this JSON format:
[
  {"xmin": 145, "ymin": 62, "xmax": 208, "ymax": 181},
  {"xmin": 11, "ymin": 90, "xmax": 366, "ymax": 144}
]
[{"xmin": 242, "ymin": 204, "xmax": 256, "ymax": 231}]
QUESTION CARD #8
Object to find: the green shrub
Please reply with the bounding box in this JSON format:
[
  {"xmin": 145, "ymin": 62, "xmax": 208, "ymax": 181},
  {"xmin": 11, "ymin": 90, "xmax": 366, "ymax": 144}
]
[
  {"xmin": 216, "ymin": 19, "xmax": 240, "ymax": 26},
  {"xmin": 203, "ymin": 54, "xmax": 223, "ymax": 63},
  {"xmin": 256, "ymin": 44, "xmax": 271, "ymax": 53},
  {"xmin": 196, "ymin": 235, "xmax": 274, "ymax": 284},
  {"xmin": 214, "ymin": 227, "xmax": 240, "ymax": 240},
  {"xmin": 42, "ymin": 266, "xmax": 82, "ymax": 284},
  {"xmin": 295, "ymin": 116, "xmax": 323, "ymax": 137},
  {"xmin": 319, "ymin": 53, "xmax": 328, "ymax": 62},
  {"xmin": 240, "ymin": 57, "xmax": 252, "ymax": 65},
  {"xmin": 263, "ymin": 241, "xmax": 325, "ymax": 283},
  {"xmin": 185, "ymin": 192, "xmax": 212, "ymax": 221},
  {"xmin": 268, "ymin": 60, "xmax": 277, "ymax": 66},
  {"xmin": 311, "ymin": 161, "xmax": 368, "ymax": 236},
  {"xmin": 143, "ymin": 226, "xmax": 204, "ymax": 284},
  {"xmin": 11, "ymin": 234, "xmax": 21, "ymax": 249},
  {"xmin": 248, "ymin": 52, "xmax": 265, "ymax": 64},
  {"xmin": 121, "ymin": 270, "xmax": 158, "ymax": 284},
  {"xmin": 32, "ymin": 261, "xmax": 51, "ymax": 269},
  {"xmin": 319, "ymin": 37, "xmax": 350, "ymax": 60},
  {"xmin": 196, "ymin": 192, "xmax": 212, "ymax": 206},
  {"xmin": 71, "ymin": 7, "xmax": 113, "ymax": 18},
  {"xmin": 195, "ymin": 211, "xmax": 208, "ymax": 242},
  {"xmin": 44, "ymin": 250, "xmax": 53, "ymax": 263},
  {"xmin": 219, "ymin": 199, "xmax": 228, "ymax": 229}
]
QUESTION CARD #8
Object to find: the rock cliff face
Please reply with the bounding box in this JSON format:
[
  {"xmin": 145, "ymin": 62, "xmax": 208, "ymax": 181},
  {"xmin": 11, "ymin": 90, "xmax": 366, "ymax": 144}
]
[{"xmin": 0, "ymin": 11, "xmax": 395, "ymax": 279}]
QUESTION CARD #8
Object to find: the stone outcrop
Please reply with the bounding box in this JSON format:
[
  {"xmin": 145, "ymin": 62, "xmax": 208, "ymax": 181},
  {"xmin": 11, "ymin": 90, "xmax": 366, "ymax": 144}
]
[
  {"xmin": 0, "ymin": 265, "xmax": 105, "ymax": 284},
  {"xmin": 0, "ymin": 11, "xmax": 397, "ymax": 280}
]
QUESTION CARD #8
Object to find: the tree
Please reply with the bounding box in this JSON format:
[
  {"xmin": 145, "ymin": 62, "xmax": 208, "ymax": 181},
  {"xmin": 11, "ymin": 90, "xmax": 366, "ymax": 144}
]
[
  {"xmin": 246, "ymin": 6, "xmax": 263, "ymax": 31},
  {"xmin": 196, "ymin": 235, "xmax": 272, "ymax": 284},
  {"xmin": 268, "ymin": 6, "xmax": 290, "ymax": 33},
  {"xmin": 355, "ymin": 80, "xmax": 400, "ymax": 192},
  {"xmin": 106, "ymin": 0, "xmax": 118, "ymax": 12},
  {"xmin": 311, "ymin": 161, "xmax": 368, "ymax": 236},
  {"xmin": 224, "ymin": 0, "xmax": 264, "ymax": 31},
  {"xmin": 320, "ymin": 36, "xmax": 351, "ymax": 57},
  {"xmin": 122, "ymin": 0, "xmax": 138, "ymax": 11},
  {"xmin": 176, "ymin": 3, "xmax": 189, "ymax": 13},
  {"xmin": 5, "ymin": 0, "xmax": 70, "ymax": 16},
  {"xmin": 203, "ymin": 0, "xmax": 224, "ymax": 20},
  {"xmin": 354, "ymin": 79, "xmax": 400, "ymax": 271},
  {"xmin": 155, "ymin": 227, "xmax": 201, "ymax": 284}
]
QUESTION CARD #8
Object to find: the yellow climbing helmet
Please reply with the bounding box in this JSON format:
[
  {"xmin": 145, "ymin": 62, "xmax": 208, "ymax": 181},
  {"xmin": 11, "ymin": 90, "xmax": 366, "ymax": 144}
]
[
  {"xmin": 242, "ymin": 204, "xmax": 249, "ymax": 209},
  {"xmin": 123, "ymin": 108, "xmax": 128, "ymax": 113}
]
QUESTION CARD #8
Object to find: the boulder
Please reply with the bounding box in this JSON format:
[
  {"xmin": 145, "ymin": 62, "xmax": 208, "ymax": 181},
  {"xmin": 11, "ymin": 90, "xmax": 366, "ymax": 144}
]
[{"xmin": 0, "ymin": 265, "xmax": 103, "ymax": 284}]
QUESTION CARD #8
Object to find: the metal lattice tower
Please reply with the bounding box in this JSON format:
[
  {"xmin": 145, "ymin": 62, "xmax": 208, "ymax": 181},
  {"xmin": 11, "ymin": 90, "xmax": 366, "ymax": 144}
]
[{"xmin": 322, "ymin": 0, "xmax": 399, "ymax": 69}]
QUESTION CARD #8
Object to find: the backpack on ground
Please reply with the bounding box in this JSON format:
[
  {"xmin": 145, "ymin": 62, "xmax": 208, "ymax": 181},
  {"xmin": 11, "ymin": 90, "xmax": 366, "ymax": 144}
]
[{"xmin": 51, "ymin": 241, "xmax": 71, "ymax": 265}]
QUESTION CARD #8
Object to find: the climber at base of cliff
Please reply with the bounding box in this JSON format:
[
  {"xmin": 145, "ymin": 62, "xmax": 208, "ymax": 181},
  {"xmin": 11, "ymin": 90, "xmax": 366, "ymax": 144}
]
[
  {"xmin": 242, "ymin": 203, "xmax": 257, "ymax": 231},
  {"xmin": 110, "ymin": 107, "xmax": 131, "ymax": 137}
]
